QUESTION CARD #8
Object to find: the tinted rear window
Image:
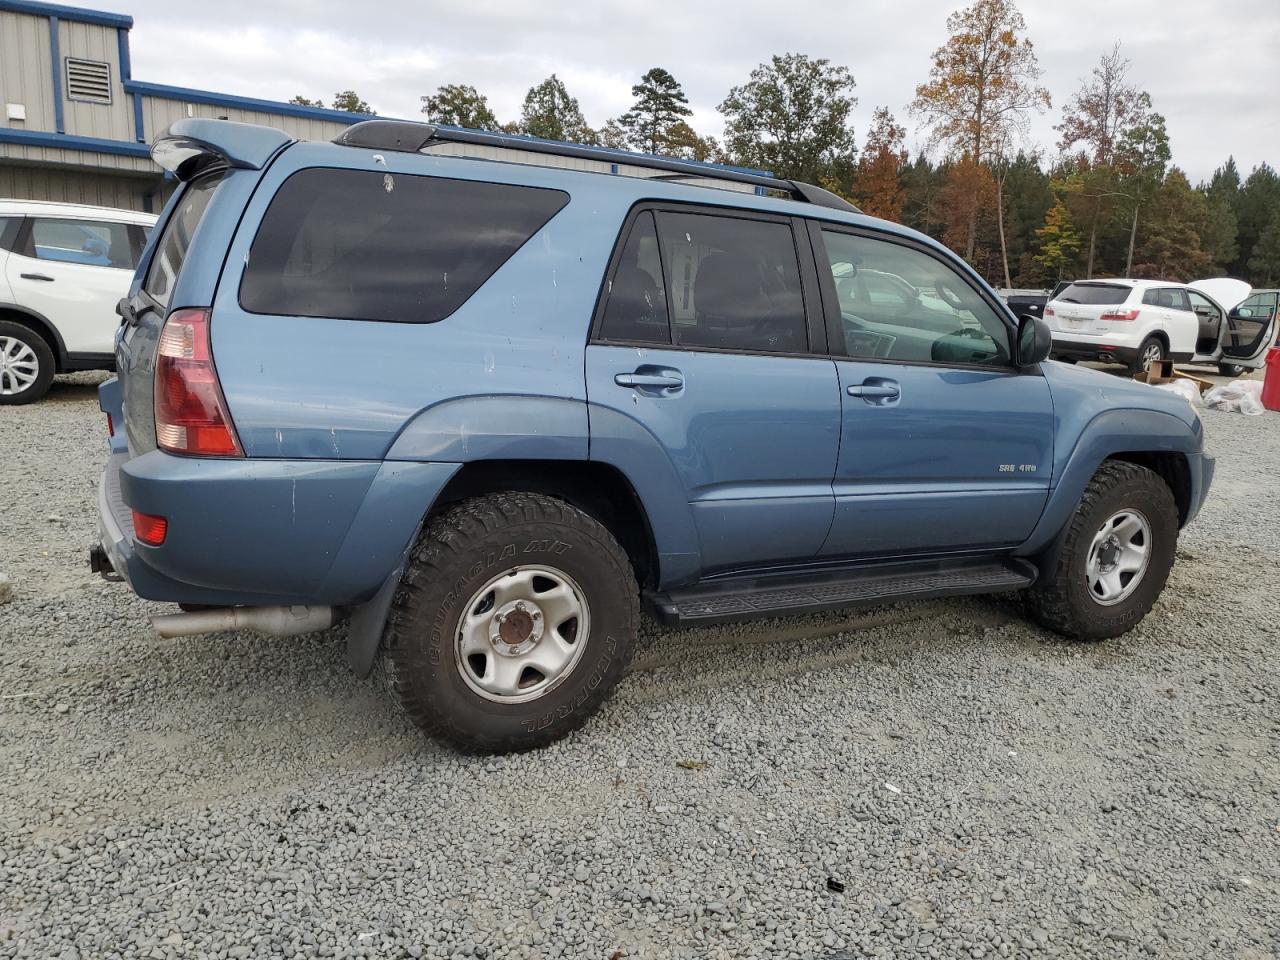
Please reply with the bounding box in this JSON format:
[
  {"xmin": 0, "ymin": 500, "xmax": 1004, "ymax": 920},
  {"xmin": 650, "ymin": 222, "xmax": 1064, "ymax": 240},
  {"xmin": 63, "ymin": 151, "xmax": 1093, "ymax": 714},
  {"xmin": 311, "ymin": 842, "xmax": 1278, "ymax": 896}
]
[
  {"xmin": 240, "ymin": 168, "xmax": 569, "ymax": 324},
  {"xmin": 145, "ymin": 173, "xmax": 223, "ymax": 309},
  {"xmin": 1056, "ymin": 282, "xmax": 1131, "ymax": 306}
]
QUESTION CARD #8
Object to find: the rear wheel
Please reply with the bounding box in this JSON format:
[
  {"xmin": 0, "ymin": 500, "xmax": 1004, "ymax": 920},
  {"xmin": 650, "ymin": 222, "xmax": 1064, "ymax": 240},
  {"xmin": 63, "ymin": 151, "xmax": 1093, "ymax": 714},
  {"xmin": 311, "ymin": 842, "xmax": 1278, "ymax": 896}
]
[
  {"xmin": 1130, "ymin": 336, "xmax": 1166, "ymax": 375},
  {"xmin": 381, "ymin": 492, "xmax": 638, "ymax": 752},
  {"xmin": 1218, "ymin": 361, "xmax": 1247, "ymax": 378},
  {"xmin": 1026, "ymin": 460, "xmax": 1178, "ymax": 641},
  {"xmin": 0, "ymin": 321, "xmax": 55, "ymax": 405}
]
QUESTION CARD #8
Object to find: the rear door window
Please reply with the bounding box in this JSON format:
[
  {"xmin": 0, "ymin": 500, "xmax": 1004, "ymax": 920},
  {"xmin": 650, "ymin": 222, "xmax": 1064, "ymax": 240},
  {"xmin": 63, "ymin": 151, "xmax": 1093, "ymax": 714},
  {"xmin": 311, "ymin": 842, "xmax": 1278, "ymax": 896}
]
[
  {"xmin": 598, "ymin": 212, "xmax": 670, "ymax": 344},
  {"xmin": 240, "ymin": 168, "xmax": 569, "ymax": 324},
  {"xmin": 1057, "ymin": 282, "xmax": 1131, "ymax": 306},
  {"xmin": 652, "ymin": 210, "xmax": 807, "ymax": 353},
  {"xmin": 145, "ymin": 173, "xmax": 223, "ymax": 309},
  {"xmin": 0, "ymin": 216, "xmax": 20, "ymax": 252},
  {"xmin": 28, "ymin": 218, "xmax": 133, "ymax": 268}
]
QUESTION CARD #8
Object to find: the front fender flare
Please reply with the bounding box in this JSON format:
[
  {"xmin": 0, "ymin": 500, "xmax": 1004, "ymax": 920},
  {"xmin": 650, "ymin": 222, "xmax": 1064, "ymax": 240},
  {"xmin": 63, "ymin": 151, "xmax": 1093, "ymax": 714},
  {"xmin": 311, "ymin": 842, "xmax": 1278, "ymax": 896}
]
[{"xmin": 1017, "ymin": 407, "xmax": 1204, "ymax": 574}]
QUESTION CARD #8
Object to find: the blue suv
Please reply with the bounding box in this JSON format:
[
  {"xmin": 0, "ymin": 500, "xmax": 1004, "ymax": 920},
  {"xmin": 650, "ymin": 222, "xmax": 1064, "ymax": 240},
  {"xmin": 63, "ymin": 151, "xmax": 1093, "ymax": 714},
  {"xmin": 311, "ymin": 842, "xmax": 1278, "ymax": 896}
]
[{"xmin": 93, "ymin": 118, "xmax": 1214, "ymax": 752}]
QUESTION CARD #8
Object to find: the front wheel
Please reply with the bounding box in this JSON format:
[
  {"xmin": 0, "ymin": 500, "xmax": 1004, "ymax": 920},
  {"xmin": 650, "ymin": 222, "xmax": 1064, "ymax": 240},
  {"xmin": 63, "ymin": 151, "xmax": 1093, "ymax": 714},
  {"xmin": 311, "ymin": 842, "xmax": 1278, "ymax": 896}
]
[
  {"xmin": 1130, "ymin": 336, "xmax": 1166, "ymax": 376},
  {"xmin": 1218, "ymin": 361, "xmax": 1247, "ymax": 378},
  {"xmin": 1026, "ymin": 461, "xmax": 1178, "ymax": 641},
  {"xmin": 381, "ymin": 492, "xmax": 638, "ymax": 752},
  {"xmin": 0, "ymin": 321, "xmax": 55, "ymax": 405}
]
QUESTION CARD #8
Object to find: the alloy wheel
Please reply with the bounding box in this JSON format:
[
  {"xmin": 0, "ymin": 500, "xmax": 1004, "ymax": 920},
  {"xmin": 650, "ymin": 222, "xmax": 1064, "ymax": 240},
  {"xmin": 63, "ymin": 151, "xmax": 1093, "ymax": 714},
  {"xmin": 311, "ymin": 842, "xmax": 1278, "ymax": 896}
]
[{"xmin": 0, "ymin": 336, "xmax": 40, "ymax": 396}]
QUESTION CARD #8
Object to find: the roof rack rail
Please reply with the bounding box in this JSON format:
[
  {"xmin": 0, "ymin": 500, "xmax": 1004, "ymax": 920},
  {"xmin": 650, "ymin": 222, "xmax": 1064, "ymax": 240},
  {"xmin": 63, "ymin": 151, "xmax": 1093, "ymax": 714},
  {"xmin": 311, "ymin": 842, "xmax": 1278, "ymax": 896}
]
[{"xmin": 333, "ymin": 120, "xmax": 861, "ymax": 214}]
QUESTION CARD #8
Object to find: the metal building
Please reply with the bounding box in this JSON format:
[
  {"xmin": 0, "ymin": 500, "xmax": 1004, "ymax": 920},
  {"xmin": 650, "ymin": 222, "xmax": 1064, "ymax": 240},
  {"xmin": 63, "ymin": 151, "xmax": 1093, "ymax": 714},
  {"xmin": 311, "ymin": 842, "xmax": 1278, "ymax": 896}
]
[{"xmin": 0, "ymin": 0, "xmax": 367, "ymax": 212}]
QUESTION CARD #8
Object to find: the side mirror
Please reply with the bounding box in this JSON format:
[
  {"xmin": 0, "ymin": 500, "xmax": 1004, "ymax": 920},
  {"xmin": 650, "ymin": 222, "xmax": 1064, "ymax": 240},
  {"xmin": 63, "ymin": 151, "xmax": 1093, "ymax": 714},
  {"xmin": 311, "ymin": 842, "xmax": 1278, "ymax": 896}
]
[{"xmin": 1015, "ymin": 314, "xmax": 1052, "ymax": 367}]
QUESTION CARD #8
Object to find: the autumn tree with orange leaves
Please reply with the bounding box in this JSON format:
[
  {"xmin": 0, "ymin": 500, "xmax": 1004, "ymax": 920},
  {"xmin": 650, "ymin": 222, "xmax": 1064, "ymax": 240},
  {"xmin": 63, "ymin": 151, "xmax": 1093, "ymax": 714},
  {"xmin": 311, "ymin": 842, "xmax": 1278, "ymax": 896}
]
[
  {"xmin": 910, "ymin": 0, "xmax": 1050, "ymax": 263},
  {"xmin": 852, "ymin": 107, "xmax": 909, "ymax": 221}
]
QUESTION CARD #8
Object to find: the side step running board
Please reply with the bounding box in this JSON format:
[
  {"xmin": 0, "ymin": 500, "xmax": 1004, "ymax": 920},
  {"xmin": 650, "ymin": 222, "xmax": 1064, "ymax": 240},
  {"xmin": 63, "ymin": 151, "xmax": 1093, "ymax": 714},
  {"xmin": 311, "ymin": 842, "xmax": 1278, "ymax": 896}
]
[{"xmin": 647, "ymin": 559, "xmax": 1036, "ymax": 628}]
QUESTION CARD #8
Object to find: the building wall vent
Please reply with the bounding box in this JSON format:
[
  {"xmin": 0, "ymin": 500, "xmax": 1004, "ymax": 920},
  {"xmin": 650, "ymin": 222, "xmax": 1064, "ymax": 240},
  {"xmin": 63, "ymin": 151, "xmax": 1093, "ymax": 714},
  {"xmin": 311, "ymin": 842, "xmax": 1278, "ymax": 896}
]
[{"xmin": 65, "ymin": 59, "xmax": 113, "ymax": 104}]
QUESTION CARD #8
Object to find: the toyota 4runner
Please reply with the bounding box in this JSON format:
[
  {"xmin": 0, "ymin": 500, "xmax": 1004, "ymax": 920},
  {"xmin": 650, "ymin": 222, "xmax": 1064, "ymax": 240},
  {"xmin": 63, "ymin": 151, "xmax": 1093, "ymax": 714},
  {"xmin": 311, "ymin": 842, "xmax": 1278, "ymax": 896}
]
[{"xmin": 93, "ymin": 119, "xmax": 1215, "ymax": 752}]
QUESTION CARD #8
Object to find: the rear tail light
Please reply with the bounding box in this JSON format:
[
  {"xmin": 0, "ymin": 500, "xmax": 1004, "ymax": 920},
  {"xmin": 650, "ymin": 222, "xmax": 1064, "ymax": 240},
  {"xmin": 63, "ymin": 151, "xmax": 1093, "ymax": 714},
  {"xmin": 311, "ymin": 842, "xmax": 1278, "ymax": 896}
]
[
  {"xmin": 132, "ymin": 510, "xmax": 168, "ymax": 546},
  {"xmin": 1044, "ymin": 306, "xmax": 1055, "ymax": 317},
  {"xmin": 1099, "ymin": 309, "xmax": 1141, "ymax": 322},
  {"xmin": 106, "ymin": 413, "xmax": 114, "ymax": 437},
  {"xmin": 154, "ymin": 308, "xmax": 243, "ymax": 457}
]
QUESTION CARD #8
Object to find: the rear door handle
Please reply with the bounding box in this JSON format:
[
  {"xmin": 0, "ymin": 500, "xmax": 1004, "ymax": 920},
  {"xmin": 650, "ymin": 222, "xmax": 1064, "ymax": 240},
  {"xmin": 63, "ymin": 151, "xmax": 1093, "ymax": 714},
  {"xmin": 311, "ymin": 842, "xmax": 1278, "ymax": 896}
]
[
  {"xmin": 615, "ymin": 370, "xmax": 684, "ymax": 391},
  {"xmin": 847, "ymin": 378, "xmax": 900, "ymax": 404},
  {"xmin": 20, "ymin": 273, "xmax": 54, "ymax": 282}
]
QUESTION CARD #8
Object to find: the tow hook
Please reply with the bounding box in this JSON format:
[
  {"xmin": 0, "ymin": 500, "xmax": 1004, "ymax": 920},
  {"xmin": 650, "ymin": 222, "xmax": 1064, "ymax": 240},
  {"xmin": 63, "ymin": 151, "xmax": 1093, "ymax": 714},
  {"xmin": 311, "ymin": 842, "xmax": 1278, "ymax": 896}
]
[{"xmin": 89, "ymin": 544, "xmax": 123, "ymax": 582}]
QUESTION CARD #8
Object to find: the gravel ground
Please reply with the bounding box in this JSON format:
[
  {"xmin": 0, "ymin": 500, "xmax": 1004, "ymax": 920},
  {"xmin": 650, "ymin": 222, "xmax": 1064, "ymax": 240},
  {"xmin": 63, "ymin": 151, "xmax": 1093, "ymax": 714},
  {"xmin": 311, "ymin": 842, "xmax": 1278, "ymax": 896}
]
[{"xmin": 2, "ymin": 368, "xmax": 1278, "ymax": 960}]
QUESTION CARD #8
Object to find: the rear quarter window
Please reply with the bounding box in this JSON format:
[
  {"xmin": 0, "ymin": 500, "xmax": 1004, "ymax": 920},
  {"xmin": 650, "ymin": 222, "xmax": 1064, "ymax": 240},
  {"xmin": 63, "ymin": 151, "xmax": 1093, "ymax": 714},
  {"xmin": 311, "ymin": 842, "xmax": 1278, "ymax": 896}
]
[
  {"xmin": 145, "ymin": 173, "xmax": 223, "ymax": 309},
  {"xmin": 239, "ymin": 168, "xmax": 569, "ymax": 324},
  {"xmin": 1056, "ymin": 282, "xmax": 1132, "ymax": 306}
]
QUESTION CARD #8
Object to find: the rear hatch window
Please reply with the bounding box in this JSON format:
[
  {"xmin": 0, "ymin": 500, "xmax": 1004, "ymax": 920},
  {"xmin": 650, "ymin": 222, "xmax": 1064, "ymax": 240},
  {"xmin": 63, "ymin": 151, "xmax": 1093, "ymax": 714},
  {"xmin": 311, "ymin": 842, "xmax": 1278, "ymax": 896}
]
[
  {"xmin": 239, "ymin": 168, "xmax": 569, "ymax": 324},
  {"xmin": 1054, "ymin": 282, "xmax": 1131, "ymax": 306}
]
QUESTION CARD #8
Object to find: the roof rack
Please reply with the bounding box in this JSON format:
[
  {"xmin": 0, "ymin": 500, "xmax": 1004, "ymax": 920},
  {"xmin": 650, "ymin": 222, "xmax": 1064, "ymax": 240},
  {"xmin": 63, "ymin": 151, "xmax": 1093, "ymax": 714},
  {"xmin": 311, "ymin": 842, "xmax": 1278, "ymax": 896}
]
[{"xmin": 333, "ymin": 120, "xmax": 860, "ymax": 214}]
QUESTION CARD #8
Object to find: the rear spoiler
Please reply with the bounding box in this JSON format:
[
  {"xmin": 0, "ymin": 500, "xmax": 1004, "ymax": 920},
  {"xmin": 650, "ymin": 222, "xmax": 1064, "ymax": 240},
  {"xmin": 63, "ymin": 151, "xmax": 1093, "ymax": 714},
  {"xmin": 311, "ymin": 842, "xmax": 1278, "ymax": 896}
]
[{"xmin": 152, "ymin": 119, "xmax": 292, "ymax": 180}]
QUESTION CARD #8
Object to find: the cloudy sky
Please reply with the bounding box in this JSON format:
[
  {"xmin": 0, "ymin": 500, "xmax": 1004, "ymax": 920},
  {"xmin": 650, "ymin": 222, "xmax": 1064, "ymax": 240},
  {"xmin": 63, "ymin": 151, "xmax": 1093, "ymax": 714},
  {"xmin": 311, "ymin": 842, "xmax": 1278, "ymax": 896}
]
[{"xmin": 108, "ymin": 0, "xmax": 1278, "ymax": 183}]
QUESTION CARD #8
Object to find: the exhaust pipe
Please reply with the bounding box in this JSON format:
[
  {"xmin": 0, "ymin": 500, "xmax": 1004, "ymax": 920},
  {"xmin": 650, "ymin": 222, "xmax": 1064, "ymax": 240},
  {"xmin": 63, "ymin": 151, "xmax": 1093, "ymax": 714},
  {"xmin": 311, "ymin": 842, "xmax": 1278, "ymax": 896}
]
[{"xmin": 151, "ymin": 605, "xmax": 336, "ymax": 639}]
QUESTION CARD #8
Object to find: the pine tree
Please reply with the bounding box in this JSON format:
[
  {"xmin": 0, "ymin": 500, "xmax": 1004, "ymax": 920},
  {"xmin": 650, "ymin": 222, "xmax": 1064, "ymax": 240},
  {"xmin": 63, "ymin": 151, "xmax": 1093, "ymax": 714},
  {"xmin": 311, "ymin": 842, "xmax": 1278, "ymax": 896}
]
[
  {"xmin": 1247, "ymin": 215, "xmax": 1280, "ymax": 286},
  {"xmin": 618, "ymin": 68, "xmax": 692, "ymax": 154}
]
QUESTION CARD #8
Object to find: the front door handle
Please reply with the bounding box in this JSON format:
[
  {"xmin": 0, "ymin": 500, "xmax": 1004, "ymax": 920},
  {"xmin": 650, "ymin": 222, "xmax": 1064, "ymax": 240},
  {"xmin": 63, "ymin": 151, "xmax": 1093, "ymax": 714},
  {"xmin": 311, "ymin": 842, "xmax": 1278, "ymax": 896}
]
[
  {"xmin": 20, "ymin": 272, "xmax": 54, "ymax": 282},
  {"xmin": 847, "ymin": 378, "xmax": 900, "ymax": 405},
  {"xmin": 615, "ymin": 370, "xmax": 684, "ymax": 392}
]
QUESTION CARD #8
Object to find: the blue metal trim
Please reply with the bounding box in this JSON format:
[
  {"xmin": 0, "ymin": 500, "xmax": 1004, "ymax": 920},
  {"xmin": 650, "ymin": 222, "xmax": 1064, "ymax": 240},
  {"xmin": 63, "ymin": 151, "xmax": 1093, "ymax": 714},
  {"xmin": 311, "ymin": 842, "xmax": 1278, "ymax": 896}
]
[
  {"xmin": 123, "ymin": 80, "xmax": 372, "ymax": 125},
  {"xmin": 0, "ymin": 0, "xmax": 132, "ymax": 28},
  {"xmin": 116, "ymin": 25, "xmax": 130, "ymax": 78},
  {"xmin": 132, "ymin": 92, "xmax": 144, "ymax": 142},
  {"xmin": 0, "ymin": 127, "xmax": 150, "ymax": 158},
  {"xmin": 48, "ymin": 15, "xmax": 64, "ymax": 133}
]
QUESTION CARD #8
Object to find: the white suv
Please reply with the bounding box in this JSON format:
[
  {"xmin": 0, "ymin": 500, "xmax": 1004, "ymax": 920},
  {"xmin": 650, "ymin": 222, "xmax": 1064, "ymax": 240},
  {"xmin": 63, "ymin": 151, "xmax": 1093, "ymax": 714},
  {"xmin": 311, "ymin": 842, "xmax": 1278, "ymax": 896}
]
[
  {"xmin": 1044, "ymin": 277, "xmax": 1276, "ymax": 376},
  {"xmin": 0, "ymin": 200, "xmax": 156, "ymax": 404}
]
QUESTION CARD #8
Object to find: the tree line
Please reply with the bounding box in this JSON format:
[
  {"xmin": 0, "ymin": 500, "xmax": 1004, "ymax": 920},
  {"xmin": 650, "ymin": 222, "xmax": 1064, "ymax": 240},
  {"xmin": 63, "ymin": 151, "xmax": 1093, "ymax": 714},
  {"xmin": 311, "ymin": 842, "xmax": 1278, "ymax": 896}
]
[{"xmin": 292, "ymin": 0, "xmax": 1280, "ymax": 289}]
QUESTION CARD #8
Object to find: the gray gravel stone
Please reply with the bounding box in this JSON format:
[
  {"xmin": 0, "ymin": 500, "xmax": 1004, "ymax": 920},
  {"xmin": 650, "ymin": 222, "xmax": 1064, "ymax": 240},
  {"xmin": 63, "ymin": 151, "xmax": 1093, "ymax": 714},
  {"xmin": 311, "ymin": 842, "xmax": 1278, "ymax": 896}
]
[{"xmin": 1, "ymin": 368, "xmax": 1278, "ymax": 959}]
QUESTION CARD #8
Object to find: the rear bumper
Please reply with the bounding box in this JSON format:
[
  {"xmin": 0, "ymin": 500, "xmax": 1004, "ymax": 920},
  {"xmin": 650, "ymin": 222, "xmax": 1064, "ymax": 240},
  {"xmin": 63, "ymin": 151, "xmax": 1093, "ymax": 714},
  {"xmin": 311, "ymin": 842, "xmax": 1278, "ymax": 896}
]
[
  {"xmin": 1051, "ymin": 340, "xmax": 1142, "ymax": 365},
  {"xmin": 95, "ymin": 448, "xmax": 459, "ymax": 606}
]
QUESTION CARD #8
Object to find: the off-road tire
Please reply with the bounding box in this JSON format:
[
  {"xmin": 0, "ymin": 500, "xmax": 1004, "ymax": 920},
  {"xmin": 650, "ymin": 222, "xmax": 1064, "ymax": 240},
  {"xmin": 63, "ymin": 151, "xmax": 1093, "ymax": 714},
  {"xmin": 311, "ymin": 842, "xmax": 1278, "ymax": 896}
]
[
  {"xmin": 1129, "ymin": 336, "xmax": 1166, "ymax": 376},
  {"xmin": 0, "ymin": 320, "xmax": 55, "ymax": 405},
  {"xmin": 1025, "ymin": 460, "xmax": 1178, "ymax": 641},
  {"xmin": 381, "ymin": 492, "xmax": 639, "ymax": 753}
]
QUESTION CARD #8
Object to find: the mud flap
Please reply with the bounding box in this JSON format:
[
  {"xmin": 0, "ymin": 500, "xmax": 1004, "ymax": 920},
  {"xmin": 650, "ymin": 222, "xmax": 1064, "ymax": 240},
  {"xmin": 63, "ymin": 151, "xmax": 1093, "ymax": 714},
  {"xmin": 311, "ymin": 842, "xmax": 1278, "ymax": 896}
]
[{"xmin": 345, "ymin": 563, "xmax": 405, "ymax": 678}]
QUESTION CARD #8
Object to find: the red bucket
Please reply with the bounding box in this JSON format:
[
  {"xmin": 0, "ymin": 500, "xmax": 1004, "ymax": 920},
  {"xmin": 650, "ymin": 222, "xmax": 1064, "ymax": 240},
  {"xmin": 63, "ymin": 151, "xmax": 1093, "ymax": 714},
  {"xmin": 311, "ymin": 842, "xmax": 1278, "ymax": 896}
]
[{"xmin": 1262, "ymin": 346, "xmax": 1280, "ymax": 413}]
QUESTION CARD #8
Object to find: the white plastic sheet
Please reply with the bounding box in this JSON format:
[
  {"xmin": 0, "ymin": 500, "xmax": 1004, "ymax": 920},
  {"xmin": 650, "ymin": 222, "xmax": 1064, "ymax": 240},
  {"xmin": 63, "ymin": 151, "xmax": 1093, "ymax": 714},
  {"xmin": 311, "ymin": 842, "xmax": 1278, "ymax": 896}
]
[
  {"xmin": 1151, "ymin": 379, "xmax": 1202, "ymax": 407},
  {"xmin": 1203, "ymin": 379, "xmax": 1265, "ymax": 416}
]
